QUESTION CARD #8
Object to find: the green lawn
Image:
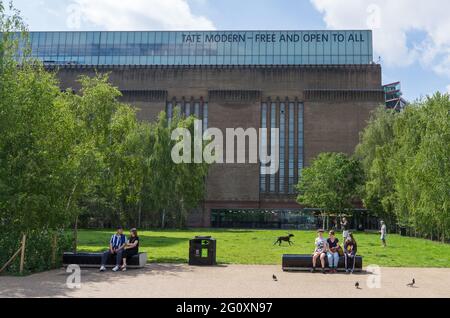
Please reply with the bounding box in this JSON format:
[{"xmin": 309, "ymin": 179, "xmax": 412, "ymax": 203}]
[{"xmin": 77, "ymin": 229, "xmax": 450, "ymax": 268}]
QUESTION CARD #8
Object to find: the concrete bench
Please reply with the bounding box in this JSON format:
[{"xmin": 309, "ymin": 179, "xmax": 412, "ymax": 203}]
[
  {"xmin": 282, "ymin": 254, "xmax": 363, "ymax": 272},
  {"xmin": 63, "ymin": 252, "xmax": 147, "ymax": 268}
]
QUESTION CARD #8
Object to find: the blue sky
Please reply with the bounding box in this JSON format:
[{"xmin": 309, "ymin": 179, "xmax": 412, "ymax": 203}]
[{"xmin": 9, "ymin": 0, "xmax": 450, "ymax": 100}]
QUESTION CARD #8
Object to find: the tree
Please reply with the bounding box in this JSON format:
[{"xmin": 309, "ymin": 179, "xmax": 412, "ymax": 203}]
[
  {"xmin": 0, "ymin": 1, "xmax": 76, "ymax": 272},
  {"xmin": 59, "ymin": 74, "xmax": 148, "ymax": 236},
  {"xmin": 355, "ymin": 106, "xmax": 398, "ymax": 224},
  {"xmin": 393, "ymin": 94, "xmax": 450, "ymax": 241},
  {"xmin": 356, "ymin": 95, "xmax": 450, "ymax": 241},
  {"xmin": 145, "ymin": 108, "xmax": 210, "ymax": 228},
  {"xmin": 0, "ymin": 4, "xmax": 77, "ymax": 234},
  {"xmin": 0, "ymin": 1, "xmax": 211, "ymax": 273},
  {"xmin": 296, "ymin": 153, "xmax": 363, "ymax": 228},
  {"xmin": 170, "ymin": 111, "xmax": 209, "ymax": 227}
]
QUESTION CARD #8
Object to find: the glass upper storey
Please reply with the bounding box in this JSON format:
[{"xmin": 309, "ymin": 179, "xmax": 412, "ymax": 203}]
[{"xmin": 25, "ymin": 30, "xmax": 373, "ymax": 66}]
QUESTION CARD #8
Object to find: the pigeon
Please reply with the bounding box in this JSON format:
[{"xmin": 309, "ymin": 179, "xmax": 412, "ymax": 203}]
[
  {"xmin": 272, "ymin": 274, "xmax": 278, "ymax": 281},
  {"xmin": 407, "ymin": 278, "xmax": 416, "ymax": 287},
  {"xmin": 355, "ymin": 282, "xmax": 361, "ymax": 289}
]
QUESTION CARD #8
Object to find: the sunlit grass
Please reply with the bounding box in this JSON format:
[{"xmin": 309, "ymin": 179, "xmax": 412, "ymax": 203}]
[{"xmin": 77, "ymin": 229, "xmax": 450, "ymax": 267}]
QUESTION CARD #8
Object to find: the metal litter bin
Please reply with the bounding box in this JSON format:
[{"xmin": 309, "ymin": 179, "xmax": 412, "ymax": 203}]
[{"xmin": 189, "ymin": 236, "xmax": 216, "ymax": 266}]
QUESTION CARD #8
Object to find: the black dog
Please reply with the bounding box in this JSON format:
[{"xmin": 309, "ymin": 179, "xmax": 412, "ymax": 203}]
[{"xmin": 274, "ymin": 234, "xmax": 295, "ymax": 246}]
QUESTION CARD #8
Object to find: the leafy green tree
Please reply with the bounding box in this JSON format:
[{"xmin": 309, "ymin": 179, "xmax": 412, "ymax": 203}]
[
  {"xmin": 170, "ymin": 111, "xmax": 209, "ymax": 227},
  {"xmin": 59, "ymin": 74, "xmax": 146, "ymax": 233},
  {"xmin": 0, "ymin": 2, "xmax": 76, "ymax": 272},
  {"xmin": 393, "ymin": 94, "xmax": 450, "ymax": 241},
  {"xmin": 355, "ymin": 106, "xmax": 398, "ymax": 224},
  {"xmin": 356, "ymin": 95, "xmax": 450, "ymax": 241},
  {"xmin": 296, "ymin": 153, "xmax": 363, "ymax": 228},
  {"xmin": 0, "ymin": 2, "xmax": 211, "ymax": 273},
  {"xmin": 145, "ymin": 111, "xmax": 174, "ymax": 228},
  {"xmin": 145, "ymin": 108, "xmax": 210, "ymax": 228},
  {"xmin": 0, "ymin": 5, "xmax": 76, "ymax": 233}
]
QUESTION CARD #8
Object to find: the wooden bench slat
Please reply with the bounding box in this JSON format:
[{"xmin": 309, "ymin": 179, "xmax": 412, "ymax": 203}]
[
  {"xmin": 282, "ymin": 254, "xmax": 363, "ymax": 272},
  {"xmin": 63, "ymin": 252, "xmax": 147, "ymax": 268}
]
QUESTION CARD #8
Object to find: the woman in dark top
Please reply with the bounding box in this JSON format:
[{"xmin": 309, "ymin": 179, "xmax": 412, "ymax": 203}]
[
  {"xmin": 344, "ymin": 233, "xmax": 358, "ymax": 274},
  {"xmin": 120, "ymin": 228, "xmax": 139, "ymax": 272},
  {"xmin": 326, "ymin": 230, "xmax": 340, "ymax": 273}
]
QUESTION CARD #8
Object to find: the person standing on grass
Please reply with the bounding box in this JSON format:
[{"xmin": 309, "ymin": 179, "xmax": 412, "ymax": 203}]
[
  {"xmin": 341, "ymin": 217, "xmax": 349, "ymax": 240},
  {"xmin": 100, "ymin": 226, "xmax": 127, "ymax": 272},
  {"xmin": 326, "ymin": 230, "xmax": 340, "ymax": 273},
  {"xmin": 380, "ymin": 221, "xmax": 387, "ymax": 247},
  {"xmin": 120, "ymin": 228, "xmax": 140, "ymax": 272},
  {"xmin": 311, "ymin": 229, "xmax": 327, "ymax": 274},
  {"xmin": 344, "ymin": 233, "xmax": 357, "ymax": 274}
]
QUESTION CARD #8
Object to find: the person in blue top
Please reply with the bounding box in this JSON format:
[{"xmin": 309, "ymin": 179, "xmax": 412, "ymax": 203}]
[{"xmin": 100, "ymin": 226, "xmax": 127, "ymax": 272}]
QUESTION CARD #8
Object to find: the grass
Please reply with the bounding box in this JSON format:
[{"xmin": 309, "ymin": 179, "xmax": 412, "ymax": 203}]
[{"xmin": 77, "ymin": 229, "xmax": 450, "ymax": 268}]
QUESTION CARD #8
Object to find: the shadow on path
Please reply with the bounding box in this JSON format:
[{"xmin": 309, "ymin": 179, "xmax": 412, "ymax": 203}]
[{"xmin": 0, "ymin": 263, "xmax": 193, "ymax": 298}]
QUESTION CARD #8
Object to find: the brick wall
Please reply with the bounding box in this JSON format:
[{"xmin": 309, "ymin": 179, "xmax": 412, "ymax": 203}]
[{"xmin": 53, "ymin": 65, "xmax": 383, "ymax": 227}]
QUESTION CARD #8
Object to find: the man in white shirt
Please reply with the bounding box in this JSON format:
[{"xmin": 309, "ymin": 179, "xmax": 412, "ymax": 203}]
[
  {"xmin": 380, "ymin": 221, "xmax": 387, "ymax": 247},
  {"xmin": 341, "ymin": 217, "xmax": 349, "ymax": 239}
]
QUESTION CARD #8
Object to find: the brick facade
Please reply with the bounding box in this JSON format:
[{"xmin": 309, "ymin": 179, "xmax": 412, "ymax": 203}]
[{"xmin": 53, "ymin": 64, "xmax": 383, "ymax": 227}]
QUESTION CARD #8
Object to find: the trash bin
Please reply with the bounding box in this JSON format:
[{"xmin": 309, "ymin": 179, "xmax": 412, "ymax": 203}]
[{"xmin": 189, "ymin": 236, "xmax": 216, "ymax": 266}]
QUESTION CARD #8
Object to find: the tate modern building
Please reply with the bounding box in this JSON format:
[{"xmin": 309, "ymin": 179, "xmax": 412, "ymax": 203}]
[{"xmin": 28, "ymin": 30, "xmax": 383, "ymax": 228}]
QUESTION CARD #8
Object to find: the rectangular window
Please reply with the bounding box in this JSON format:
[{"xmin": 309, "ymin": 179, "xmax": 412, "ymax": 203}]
[
  {"xmin": 298, "ymin": 102, "xmax": 304, "ymax": 185},
  {"xmin": 288, "ymin": 103, "xmax": 295, "ymax": 193},
  {"xmin": 26, "ymin": 31, "xmax": 373, "ymax": 66},
  {"xmin": 203, "ymin": 103, "xmax": 208, "ymax": 132},
  {"xmin": 269, "ymin": 103, "xmax": 277, "ymax": 193},
  {"xmin": 260, "ymin": 103, "xmax": 267, "ymax": 193},
  {"xmin": 279, "ymin": 103, "xmax": 286, "ymax": 193},
  {"xmin": 167, "ymin": 102, "xmax": 173, "ymax": 126},
  {"xmin": 194, "ymin": 102, "xmax": 200, "ymax": 117}
]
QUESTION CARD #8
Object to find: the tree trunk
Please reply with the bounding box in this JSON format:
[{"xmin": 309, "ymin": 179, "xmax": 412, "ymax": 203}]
[
  {"xmin": 161, "ymin": 209, "xmax": 166, "ymax": 229},
  {"xmin": 73, "ymin": 215, "xmax": 79, "ymax": 253},
  {"xmin": 19, "ymin": 234, "xmax": 26, "ymax": 275},
  {"xmin": 138, "ymin": 199, "xmax": 142, "ymax": 228},
  {"xmin": 179, "ymin": 199, "xmax": 185, "ymax": 229},
  {"xmin": 51, "ymin": 234, "xmax": 57, "ymax": 267}
]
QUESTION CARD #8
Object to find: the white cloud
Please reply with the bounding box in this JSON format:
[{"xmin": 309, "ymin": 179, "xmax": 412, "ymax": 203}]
[
  {"xmin": 74, "ymin": 0, "xmax": 215, "ymax": 30},
  {"xmin": 310, "ymin": 0, "xmax": 450, "ymax": 77},
  {"xmin": 446, "ymin": 85, "xmax": 450, "ymax": 94}
]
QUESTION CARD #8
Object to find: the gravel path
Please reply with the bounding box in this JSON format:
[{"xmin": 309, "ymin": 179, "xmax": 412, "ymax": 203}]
[{"xmin": 1, "ymin": 265, "xmax": 449, "ymax": 298}]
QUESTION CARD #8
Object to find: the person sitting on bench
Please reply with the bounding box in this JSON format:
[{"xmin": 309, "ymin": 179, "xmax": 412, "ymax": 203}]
[
  {"xmin": 120, "ymin": 228, "xmax": 140, "ymax": 272},
  {"xmin": 99, "ymin": 226, "xmax": 126, "ymax": 272},
  {"xmin": 311, "ymin": 229, "xmax": 327, "ymax": 274},
  {"xmin": 344, "ymin": 233, "xmax": 358, "ymax": 274},
  {"xmin": 326, "ymin": 230, "xmax": 340, "ymax": 274}
]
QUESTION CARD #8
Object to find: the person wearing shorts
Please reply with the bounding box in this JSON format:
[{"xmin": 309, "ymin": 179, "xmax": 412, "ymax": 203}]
[{"xmin": 311, "ymin": 229, "xmax": 327, "ymax": 274}]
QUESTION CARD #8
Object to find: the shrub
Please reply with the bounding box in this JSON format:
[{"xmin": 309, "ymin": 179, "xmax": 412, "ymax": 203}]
[{"xmin": 0, "ymin": 229, "xmax": 73, "ymax": 275}]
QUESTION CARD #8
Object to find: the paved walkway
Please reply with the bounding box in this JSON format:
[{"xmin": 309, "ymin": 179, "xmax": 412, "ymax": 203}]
[{"xmin": 1, "ymin": 265, "xmax": 449, "ymax": 298}]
